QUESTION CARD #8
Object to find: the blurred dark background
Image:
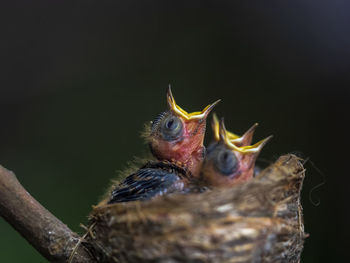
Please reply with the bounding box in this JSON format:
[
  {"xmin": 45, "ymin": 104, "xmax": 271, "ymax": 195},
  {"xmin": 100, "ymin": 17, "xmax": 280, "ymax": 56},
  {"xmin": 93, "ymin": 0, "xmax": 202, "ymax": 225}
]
[{"xmin": 1, "ymin": 1, "xmax": 349, "ymax": 262}]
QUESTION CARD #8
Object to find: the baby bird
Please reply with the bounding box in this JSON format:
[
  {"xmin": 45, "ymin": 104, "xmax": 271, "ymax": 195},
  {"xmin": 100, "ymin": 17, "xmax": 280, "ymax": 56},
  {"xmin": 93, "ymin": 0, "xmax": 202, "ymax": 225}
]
[
  {"xmin": 107, "ymin": 88, "xmax": 219, "ymax": 204},
  {"xmin": 200, "ymin": 118, "xmax": 272, "ymax": 187},
  {"xmin": 108, "ymin": 161, "xmax": 204, "ymax": 203},
  {"xmin": 148, "ymin": 87, "xmax": 220, "ymax": 177}
]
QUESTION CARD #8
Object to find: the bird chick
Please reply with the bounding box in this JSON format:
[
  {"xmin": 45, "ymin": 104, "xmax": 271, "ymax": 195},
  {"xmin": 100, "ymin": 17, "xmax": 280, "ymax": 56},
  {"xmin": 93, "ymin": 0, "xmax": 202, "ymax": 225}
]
[
  {"xmin": 148, "ymin": 87, "xmax": 220, "ymax": 177},
  {"xmin": 106, "ymin": 88, "xmax": 219, "ymax": 204},
  {"xmin": 200, "ymin": 118, "xmax": 272, "ymax": 187}
]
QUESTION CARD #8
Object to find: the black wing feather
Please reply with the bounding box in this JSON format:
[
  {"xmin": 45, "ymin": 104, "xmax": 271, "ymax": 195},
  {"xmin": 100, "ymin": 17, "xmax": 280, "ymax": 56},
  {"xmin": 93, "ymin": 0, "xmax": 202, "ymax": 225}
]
[{"xmin": 108, "ymin": 167, "xmax": 180, "ymax": 203}]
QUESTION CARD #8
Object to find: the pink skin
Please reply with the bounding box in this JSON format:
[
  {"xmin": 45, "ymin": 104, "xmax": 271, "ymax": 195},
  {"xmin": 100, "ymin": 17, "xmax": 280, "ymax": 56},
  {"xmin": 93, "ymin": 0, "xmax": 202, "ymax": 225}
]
[{"xmin": 150, "ymin": 119, "xmax": 206, "ymax": 177}]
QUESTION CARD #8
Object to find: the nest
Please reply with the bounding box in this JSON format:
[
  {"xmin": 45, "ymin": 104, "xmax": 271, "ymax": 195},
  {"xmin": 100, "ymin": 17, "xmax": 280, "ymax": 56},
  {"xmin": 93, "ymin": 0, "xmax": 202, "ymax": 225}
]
[{"xmin": 86, "ymin": 154, "xmax": 307, "ymax": 263}]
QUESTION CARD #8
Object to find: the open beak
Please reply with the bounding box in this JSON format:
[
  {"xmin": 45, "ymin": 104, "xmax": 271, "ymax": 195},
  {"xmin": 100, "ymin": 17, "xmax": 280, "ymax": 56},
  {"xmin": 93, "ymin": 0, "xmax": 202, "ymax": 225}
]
[
  {"xmin": 212, "ymin": 113, "xmax": 238, "ymax": 141},
  {"xmin": 230, "ymin": 123, "xmax": 259, "ymax": 146},
  {"xmin": 212, "ymin": 114, "xmax": 258, "ymax": 146},
  {"xmin": 167, "ymin": 86, "xmax": 221, "ymax": 121},
  {"xmin": 219, "ymin": 118, "xmax": 273, "ymax": 154}
]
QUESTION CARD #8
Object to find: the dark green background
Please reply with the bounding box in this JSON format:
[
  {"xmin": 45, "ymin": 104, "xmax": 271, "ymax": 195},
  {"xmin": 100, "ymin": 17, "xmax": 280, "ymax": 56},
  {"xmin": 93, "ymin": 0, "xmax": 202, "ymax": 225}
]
[{"xmin": 1, "ymin": 1, "xmax": 349, "ymax": 262}]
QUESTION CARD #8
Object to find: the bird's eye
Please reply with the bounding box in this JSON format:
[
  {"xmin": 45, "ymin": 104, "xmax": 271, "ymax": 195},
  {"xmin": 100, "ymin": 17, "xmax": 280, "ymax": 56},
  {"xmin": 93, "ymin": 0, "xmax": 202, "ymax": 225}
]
[
  {"xmin": 214, "ymin": 149, "xmax": 238, "ymax": 175},
  {"xmin": 160, "ymin": 115, "xmax": 183, "ymax": 141}
]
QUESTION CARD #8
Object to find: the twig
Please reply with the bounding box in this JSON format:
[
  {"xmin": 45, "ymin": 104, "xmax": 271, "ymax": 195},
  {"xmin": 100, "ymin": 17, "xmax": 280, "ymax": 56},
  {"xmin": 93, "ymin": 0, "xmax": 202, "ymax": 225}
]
[{"xmin": 0, "ymin": 165, "xmax": 95, "ymax": 263}]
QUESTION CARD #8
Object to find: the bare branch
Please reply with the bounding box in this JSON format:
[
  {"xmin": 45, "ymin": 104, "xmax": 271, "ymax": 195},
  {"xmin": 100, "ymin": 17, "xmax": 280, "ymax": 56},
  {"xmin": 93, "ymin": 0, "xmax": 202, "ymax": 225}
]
[{"xmin": 0, "ymin": 165, "xmax": 95, "ymax": 263}]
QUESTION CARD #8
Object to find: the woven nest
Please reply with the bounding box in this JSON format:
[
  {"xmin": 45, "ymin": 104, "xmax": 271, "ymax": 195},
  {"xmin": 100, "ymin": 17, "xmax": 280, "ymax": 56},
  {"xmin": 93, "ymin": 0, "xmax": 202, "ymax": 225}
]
[{"xmin": 86, "ymin": 154, "xmax": 307, "ymax": 263}]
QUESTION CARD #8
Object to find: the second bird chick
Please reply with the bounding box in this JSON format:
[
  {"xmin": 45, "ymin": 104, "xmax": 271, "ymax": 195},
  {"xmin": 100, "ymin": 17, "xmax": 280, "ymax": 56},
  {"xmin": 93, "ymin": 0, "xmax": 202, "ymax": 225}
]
[{"xmin": 200, "ymin": 118, "xmax": 272, "ymax": 187}]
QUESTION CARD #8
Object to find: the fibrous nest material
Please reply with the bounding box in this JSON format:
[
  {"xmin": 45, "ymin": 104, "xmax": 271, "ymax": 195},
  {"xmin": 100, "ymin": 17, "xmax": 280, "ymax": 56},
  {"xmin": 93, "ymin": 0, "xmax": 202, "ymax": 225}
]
[{"xmin": 86, "ymin": 154, "xmax": 307, "ymax": 263}]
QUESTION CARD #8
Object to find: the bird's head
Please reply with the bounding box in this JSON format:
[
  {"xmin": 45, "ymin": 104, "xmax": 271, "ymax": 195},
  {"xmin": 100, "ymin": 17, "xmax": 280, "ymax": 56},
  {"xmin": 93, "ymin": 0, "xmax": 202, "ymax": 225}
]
[
  {"xmin": 201, "ymin": 118, "xmax": 272, "ymax": 187},
  {"xmin": 149, "ymin": 87, "xmax": 220, "ymax": 177}
]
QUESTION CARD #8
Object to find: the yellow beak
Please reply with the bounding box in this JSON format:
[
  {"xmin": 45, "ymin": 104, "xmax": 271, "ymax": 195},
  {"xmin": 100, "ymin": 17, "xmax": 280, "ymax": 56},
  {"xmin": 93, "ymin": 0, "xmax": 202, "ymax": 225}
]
[
  {"xmin": 219, "ymin": 118, "xmax": 272, "ymax": 154},
  {"xmin": 167, "ymin": 86, "xmax": 221, "ymax": 121},
  {"xmin": 212, "ymin": 114, "xmax": 259, "ymax": 146},
  {"xmin": 212, "ymin": 113, "xmax": 240, "ymax": 141}
]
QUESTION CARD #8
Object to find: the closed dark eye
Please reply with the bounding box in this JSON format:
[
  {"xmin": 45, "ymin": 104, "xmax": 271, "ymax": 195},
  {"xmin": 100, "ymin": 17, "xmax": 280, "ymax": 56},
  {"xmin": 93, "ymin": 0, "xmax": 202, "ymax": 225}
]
[
  {"xmin": 166, "ymin": 119, "xmax": 176, "ymax": 129},
  {"xmin": 160, "ymin": 115, "xmax": 183, "ymax": 141},
  {"xmin": 215, "ymin": 149, "xmax": 238, "ymax": 176}
]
